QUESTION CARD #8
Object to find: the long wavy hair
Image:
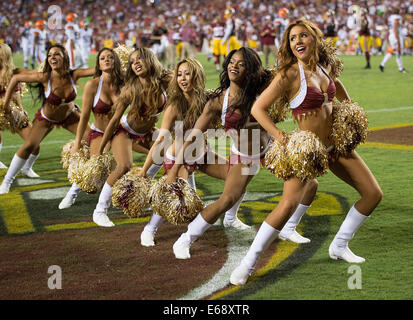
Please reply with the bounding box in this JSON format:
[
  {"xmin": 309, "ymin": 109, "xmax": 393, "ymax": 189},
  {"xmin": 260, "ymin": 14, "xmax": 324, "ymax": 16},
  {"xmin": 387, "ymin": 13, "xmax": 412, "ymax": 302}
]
[
  {"xmin": 277, "ymin": 19, "xmax": 334, "ymax": 76},
  {"xmin": 167, "ymin": 58, "xmax": 206, "ymax": 131},
  {"xmin": 115, "ymin": 47, "xmax": 171, "ymax": 119},
  {"xmin": 94, "ymin": 47, "xmax": 123, "ymax": 91},
  {"xmin": 211, "ymin": 47, "xmax": 272, "ymax": 128},
  {"xmin": 0, "ymin": 43, "xmax": 15, "ymax": 90},
  {"xmin": 32, "ymin": 43, "xmax": 72, "ymax": 104}
]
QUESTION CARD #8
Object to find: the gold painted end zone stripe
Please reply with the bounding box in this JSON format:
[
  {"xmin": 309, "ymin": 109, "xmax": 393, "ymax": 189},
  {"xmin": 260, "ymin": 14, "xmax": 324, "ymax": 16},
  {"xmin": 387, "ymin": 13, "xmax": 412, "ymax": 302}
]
[
  {"xmin": 208, "ymin": 237, "xmax": 299, "ymax": 300},
  {"xmin": 0, "ymin": 192, "xmax": 35, "ymax": 234},
  {"xmin": 362, "ymin": 142, "xmax": 413, "ymax": 150},
  {"xmin": 369, "ymin": 122, "xmax": 413, "ymax": 131}
]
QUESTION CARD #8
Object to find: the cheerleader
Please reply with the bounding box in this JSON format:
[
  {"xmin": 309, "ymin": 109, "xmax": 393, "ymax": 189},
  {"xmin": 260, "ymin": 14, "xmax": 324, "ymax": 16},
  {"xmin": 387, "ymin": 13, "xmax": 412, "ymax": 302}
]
[
  {"xmin": 58, "ymin": 47, "xmax": 124, "ymax": 209},
  {"xmin": 0, "ymin": 44, "xmax": 94, "ymax": 194},
  {"xmin": 138, "ymin": 58, "xmax": 249, "ymax": 247},
  {"xmin": 0, "ymin": 44, "xmax": 41, "ymax": 177},
  {"xmin": 230, "ymin": 19, "xmax": 382, "ymax": 285},
  {"xmin": 164, "ymin": 47, "xmax": 276, "ymax": 260},
  {"xmin": 91, "ymin": 48, "xmax": 171, "ymax": 227}
]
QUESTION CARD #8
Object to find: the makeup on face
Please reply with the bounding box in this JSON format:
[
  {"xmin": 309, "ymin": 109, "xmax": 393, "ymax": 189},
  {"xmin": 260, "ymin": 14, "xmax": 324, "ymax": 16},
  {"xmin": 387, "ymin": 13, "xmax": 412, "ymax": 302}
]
[
  {"xmin": 289, "ymin": 25, "xmax": 315, "ymax": 61},
  {"xmin": 177, "ymin": 62, "xmax": 192, "ymax": 93},
  {"xmin": 227, "ymin": 51, "xmax": 246, "ymax": 81},
  {"xmin": 48, "ymin": 48, "xmax": 64, "ymax": 69},
  {"xmin": 99, "ymin": 50, "xmax": 115, "ymax": 71}
]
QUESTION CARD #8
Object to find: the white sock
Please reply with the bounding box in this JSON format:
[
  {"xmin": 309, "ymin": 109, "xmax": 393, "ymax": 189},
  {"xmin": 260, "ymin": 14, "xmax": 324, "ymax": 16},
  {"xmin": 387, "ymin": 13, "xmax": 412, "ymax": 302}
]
[
  {"xmin": 224, "ymin": 193, "xmax": 246, "ymax": 225},
  {"xmin": 147, "ymin": 164, "xmax": 162, "ymax": 179},
  {"xmin": 187, "ymin": 172, "xmax": 196, "ymax": 190},
  {"xmin": 396, "ymin": 53, "xmax": 403, "ymax": 70},
  {"xmin": 22, "ymin": 153, "xmax": 39, "ymax": 172},
  {"xmin": 143, "ymin": 213, "xmax": 164, "ymax": 235},
  {"xmin": 0, "ymin": 142, "xmax": 2, "ymax": 152},
  {"xmin": 184, "ymin": 213, "xmax": 212, "ymax": 244},
  {"xmin": 95, "ymin": 182, "xmax": 113, "ymax": 212},
  {"xmin": 380, "ymin": 53, "xmax": 392, "ymax": 67},
  {"xmin": 279, "ymin": 204, "xmax": 310, "ymax": 237},
  {"xmin": 66, "ymin": 182, "xmax": 81, "ymax": 198},
  {"xmin": 332, "ymin": 205, "xmax": 368, "ymax": 255},
  {"xmin": 240, "ymin": 221, "xmax": 279, "ymax": 273},
  {"xmin": 2, "ymin": 154, "xmax": 27, "ymax": 186}
]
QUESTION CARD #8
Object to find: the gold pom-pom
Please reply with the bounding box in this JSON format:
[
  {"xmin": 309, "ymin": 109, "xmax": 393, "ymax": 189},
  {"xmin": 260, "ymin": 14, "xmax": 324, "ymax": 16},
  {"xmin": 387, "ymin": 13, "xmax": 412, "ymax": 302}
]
[
  {"xmin": 332, "ymin": 99, "xmax": 368, "ymax": 156},
  {"xmin": 320, "ymin": 39, "xmax": 344, "ymax": 79},
  {"xmin": 72, "ymin": 152, "xmax": 116, "ymax": 193},
  {"xmin": 265, "ymin": 130, "xmax": 329, "ymax": 181},
  {"xmin": 114, "ymin": 44, "xmax": 135, "ymax": 74},
  {"xmin": 286, "ymin": 130, "xmax": 329, "ymax": 180},
  {"xmin": 0, "ymin": 99, "xmax": 10, "ymax": 130},
  {"xmin": 267, "ymin": 99, "xmax": 289, "ymax": 124},
  {"xmin": 61, "ymin": 140, "xmax": 89, "ymax": 170},
  {"xmin": 112, "ymin": 167, "xmax": 152, "ymax": 217},
  {"xmin": 264, "ymin": 136, "xmax": 291, "ymax": 180},
  {"xmin": 67, "ymin": 151, "xmax": 88, "ymax": 180},
  {"xmin": 150, "ymin": 175, "xmax": 204, "ymax": 225},
  {"xmin": 19, "ymin": 82, "xmax": 28, "ymax": 98},
  {"xmin": 7, "ymin": 102, "xmax": 29, "ymax": 133}
]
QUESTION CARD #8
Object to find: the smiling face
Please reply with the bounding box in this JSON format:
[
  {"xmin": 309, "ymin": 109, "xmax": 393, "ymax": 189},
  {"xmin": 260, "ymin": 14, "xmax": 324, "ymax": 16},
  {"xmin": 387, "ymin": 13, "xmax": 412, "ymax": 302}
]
[
  {"xmin": 129, "ymin": 51, "xmax": 148, "ymax": 77},
  {"xmin": 289, "ymin": 25, "xmax": 316, "ymax": 63},
  {"xmin": 98, "ymin": 49, "xmax": 115, "ymax": 72},
  {"xmin": 227, "ymin": 51, "xmax": 246, "ymax": 83},
  {"xmin": 47, "ymin": 47, "xmax": 65, "ymax": 70},
  {"xmin": 177, "ymin": 62, "xmax": 192, "ymax": 93}
]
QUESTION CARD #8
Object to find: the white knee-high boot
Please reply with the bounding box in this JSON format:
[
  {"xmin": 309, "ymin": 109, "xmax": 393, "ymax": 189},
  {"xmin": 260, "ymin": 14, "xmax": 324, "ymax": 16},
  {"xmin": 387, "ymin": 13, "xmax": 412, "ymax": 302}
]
[
  {"xmin": 329, "ymin": 205, "xmax": 369, "ymax": 263},
  {"xmin": 279, "ymin": 204, "xmax": 311, "ymax": 243},
  {"xmin": 223, "ymin": 193, "xmax": 251, "ymax": 230},
  {"xmin": 0, "ymin": 142, "xmax": 7, "ymax": 169},
  {"xmin": 230, "ymin": 221, "xmax": 279, "ymax": 285},
  {"xmin": 0, "ymin": 154, "xmax": 27, "ymax": 194},
  {"xmin": 92, "ymin": 182, "xmax": 115, "ymax": 227},
  {"xmin": 173, "ymin": 213, "xmax": 212, "ymax": 259},
  {"xmin": 141, "ymin": 213, "xmax": 164, "ymax": 247},
  {"xmin": 58, "ymin": 182, "xmax": 81, "ymax": 209},
  {"xmin": 21, "ymin": 153, "xmax": 40, "ymax": 177}
]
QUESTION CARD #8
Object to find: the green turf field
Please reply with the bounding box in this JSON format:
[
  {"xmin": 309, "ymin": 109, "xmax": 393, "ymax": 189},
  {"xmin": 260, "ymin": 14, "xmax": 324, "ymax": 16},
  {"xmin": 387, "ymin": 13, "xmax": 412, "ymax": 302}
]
[{"xmin": 1, "ymin": 52, "xmax": 412, "ymax": 300}]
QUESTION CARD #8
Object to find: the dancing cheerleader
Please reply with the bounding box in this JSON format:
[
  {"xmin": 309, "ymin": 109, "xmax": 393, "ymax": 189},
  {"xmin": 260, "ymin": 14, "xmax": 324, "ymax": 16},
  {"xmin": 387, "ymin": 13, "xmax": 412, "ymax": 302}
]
[
  {"xmin": 230, "ymin": 19, "xmax": 382, "ymax": 285},
  {"xmin": 0, "ymin": 44, "xmax": 94, "ymax": 194},
  {"xmin": 138, "ymin": 58, "xmax": 251, "ymax": 247},
  {"xmin": 91, "ymin": 48, "xmax": 171, "ymax": 227},
  {"xmin": 163, "ymin": 47, "xmax": 277, "ymax": 260},
  {"xmin": 0, "ymin": 43, "xmax": 41, "ymax": 177},
  {"xmin": 58, "ymin": 47, "xmax": 125, "ymax": 209}
]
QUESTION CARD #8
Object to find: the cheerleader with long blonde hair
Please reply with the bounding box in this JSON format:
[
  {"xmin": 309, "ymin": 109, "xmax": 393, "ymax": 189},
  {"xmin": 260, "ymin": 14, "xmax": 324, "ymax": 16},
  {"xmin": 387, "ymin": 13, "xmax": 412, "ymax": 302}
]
[
  {"xmin": 138, "ymin": 58, "xmax": 249, "ymax": 246},
  {"xmin": 0, "ymin": 43, "xmax": 39, "ymax": 175},
  {"xmin": 91, "ymin": 47, "xmax": 172, "ymax": 227},
  {"xmin": 230, "ymin": 19, "xmax": 382, "ymax": 285}
]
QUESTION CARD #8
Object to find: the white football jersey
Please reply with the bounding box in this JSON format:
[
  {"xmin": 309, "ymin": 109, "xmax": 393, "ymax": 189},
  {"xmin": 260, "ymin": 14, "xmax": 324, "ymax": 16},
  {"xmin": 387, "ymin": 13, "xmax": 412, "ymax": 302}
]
[{"xmin": 388, "ymin": 14, "xmax": 402, "ymax": 38}]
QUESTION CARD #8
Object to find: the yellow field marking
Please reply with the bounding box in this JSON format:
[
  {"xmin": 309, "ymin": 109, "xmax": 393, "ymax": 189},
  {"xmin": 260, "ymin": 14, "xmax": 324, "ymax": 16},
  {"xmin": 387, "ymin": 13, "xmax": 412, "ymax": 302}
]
[
  {"xmin": 0, "ymin": 191, "xmax": 35, "ymax": 234},
  {"xmin": 13, "ymin": 182, "xmax": 71, "ymax": 193},
  {"xmin": 209, "ymin": 192, "xmax": 340, "ymax": 299},
  {"xmin": 307, "ymin": 193, "xmax": 342, "ymax": 216},
  {"xmin": 44, "ymin": 216, "xmax": 150, "ymax": 232},
  {"xmin": 362, "ymin": 141, "xmax": 413, "ymax": 151},
  {"xmin": 209, "ymin": 238, "xmax": 299, "ymax": 300},
  {"xmin": 369, "ymin": 122, "xmax": 413, "ymax": 131}
]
